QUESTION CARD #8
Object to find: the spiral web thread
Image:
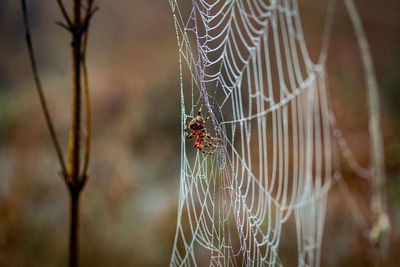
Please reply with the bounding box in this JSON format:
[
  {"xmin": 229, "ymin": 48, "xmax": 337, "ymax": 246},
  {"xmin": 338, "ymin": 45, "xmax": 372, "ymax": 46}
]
[{"xmin": 168, "ymin": 0, "xmax": 387, "ymax": 266}]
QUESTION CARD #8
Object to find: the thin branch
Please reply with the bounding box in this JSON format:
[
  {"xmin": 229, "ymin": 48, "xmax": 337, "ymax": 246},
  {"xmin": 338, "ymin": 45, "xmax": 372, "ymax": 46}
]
[
  {"xmin": 20, "ymin": 0, "xmax": 67, "ymax": 179},
  {"xmin": 77, "ymin": 0, "xmax": 98, "ymax": 192},
  {"xmin": 55, "ymin": 21, "xmax": 72, "ymax": 32},
  {"xmin": 57, "ymin": 0, "xmax": 73, "ymax": 27},
  {"xmin": 82, "ymin": 1, "xmax": 99, "ymax": 31},
  {"xmin": 67, "ymin": 0, "xmax": 83, "ymax": 187},
  {"xmin": 81, "ymin": 19, "xmax": 92, "ymax": 181},
  {"xmin": 85, "ymin": 6, "xmax": 99, "ymax": 26},
  {"xmin": 22, "ymin": 1, "xmax": 98, "ymax": 266},
  {"xmin": 67, "ymin": 2, "xmax": 84, "ymax": 266}
]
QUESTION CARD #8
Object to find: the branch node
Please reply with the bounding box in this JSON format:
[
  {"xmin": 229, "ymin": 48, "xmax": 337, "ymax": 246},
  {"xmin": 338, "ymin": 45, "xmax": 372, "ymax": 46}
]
[{"xmin": 55, "ymin": 21, "xmax": 72, "ymax": 32}]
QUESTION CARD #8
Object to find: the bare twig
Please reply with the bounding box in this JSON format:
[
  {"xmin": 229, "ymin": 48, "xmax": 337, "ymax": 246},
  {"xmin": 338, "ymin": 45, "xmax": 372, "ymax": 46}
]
[
  {"xmin": 82, "ymin": 1, "xmax": 99, "ymax": 31},
  {"xmin": 81, "ymin": 0, "xmax": 94, "ymax": 183},
  {"xmin": 55, "ymin": 21, "xmax": 72, "ymax": 32},
  {"xmin": 21, "ymin": 1, "xmax": 98, "ymax": 266},
  {"xmin": 67, "ymin": 1, "xmax": 83, "ymax": 266},
  {"xmin": 20, "ymin": 0, "xmax": 67, "ymax": 180},
  {"xmin": 56, "ymin": 0, "xmax": 72, "ymax": 27},
  {"xmin": 67, "ymin": 0, "xmax": 83, "ymax": 187}
]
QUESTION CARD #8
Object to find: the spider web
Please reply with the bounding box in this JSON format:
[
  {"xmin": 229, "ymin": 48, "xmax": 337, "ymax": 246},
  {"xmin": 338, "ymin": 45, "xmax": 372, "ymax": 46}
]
[{"xmin": 168, "ymin": 0, "xmax": 388, "ymax": 266}]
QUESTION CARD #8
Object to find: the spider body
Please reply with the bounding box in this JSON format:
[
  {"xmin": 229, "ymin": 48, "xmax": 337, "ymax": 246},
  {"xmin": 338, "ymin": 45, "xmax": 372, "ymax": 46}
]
[{"xmin": 185, "ymin": 107, "xmax": 220, "ymax": 154}]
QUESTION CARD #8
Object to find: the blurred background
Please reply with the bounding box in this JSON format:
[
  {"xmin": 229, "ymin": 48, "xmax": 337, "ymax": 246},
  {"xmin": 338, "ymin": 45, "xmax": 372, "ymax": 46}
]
[{"xmin": 0, "ymin": 0, "xmax": 399, "ymax": 266}]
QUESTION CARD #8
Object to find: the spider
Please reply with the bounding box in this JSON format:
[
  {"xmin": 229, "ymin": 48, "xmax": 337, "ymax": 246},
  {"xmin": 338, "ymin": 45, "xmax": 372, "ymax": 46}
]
[{"xmin": 185, "ymin": 107, "xmax": 220, "ymax": 154}]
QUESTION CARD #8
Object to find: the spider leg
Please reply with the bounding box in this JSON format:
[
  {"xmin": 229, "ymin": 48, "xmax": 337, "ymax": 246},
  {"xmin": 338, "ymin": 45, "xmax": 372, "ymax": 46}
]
[
  {"xmin": 199, "ymin": 148, "xmax": 212, "ymax": 154},
  {"xmin": 202, "ymin": 116, "xmax": 210, "ymax": 124},
  {"xmin": 184, "ymin": 122, "xmax": 191, "ymax": 138},
  {"xmin": 194, "ymin": 137, "xmax": 200, "ymax": 148},
  {"xmin": 194, "ymin": 136, "xmax": 212, "ymax": 154},
  {"xmin": 206, "ymin": 134, "xmax": 220, "ymax": 141},
  {"xmin": 201, "ymin": 135, "xmax": 220, "ymax": 148},
  {"xmin": 187, "ymin": 131, "xmax": 196, "ymax": 139},
  {"xmin": 202, "ymin": 138, "xmax": 219, "ymax": 148},
  {"xmin": 199, "ymin": 135, "xmax": 219, "ymax": 154},
  {"xmin": 198, "ymin": 141, "xmax": 213, "ymax": 154},
  {"xmin": 197, "ymin": 107, "xmax": 202, "ymax": 116},
  {"xmin": 201, "ymin": 130, "xmax": 221, "ymax": 143}
]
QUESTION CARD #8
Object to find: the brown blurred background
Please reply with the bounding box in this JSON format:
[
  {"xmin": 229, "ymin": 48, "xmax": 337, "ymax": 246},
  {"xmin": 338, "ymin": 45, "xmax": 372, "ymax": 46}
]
[{"xmin": 0, "ymin": 0, "xmax": 399, "ymax": 266}]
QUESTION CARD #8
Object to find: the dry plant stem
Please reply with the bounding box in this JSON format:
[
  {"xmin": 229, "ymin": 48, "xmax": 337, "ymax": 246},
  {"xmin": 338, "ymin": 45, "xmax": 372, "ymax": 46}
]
[
  {"xmin": 69, "ymin": 188, "xmax": 80, "ymax": 267},
  {"xmin": 21, "ymin": 0, "xmax": 96, "ymax": 266},
  {"xmin": 20, "ymin": 0, "xmax": 67, "ymax": 179},
  {"xmin": 56, "ymin": 0, "xmax": 72, "ymax": 27},
  {"xmin": 68, "ymin": 0, "xmax": 82, "ymax": 186},
  {"xmin": 81, "ymin": 0, "xmax": 93, "ymax": 182},
  {"xmin": 66, "ymin": 1, "xmax": 96, "ymax": 265},
  {"xmin": 66, "ymin": 1, "xmax": 83, "ymax": 266}
]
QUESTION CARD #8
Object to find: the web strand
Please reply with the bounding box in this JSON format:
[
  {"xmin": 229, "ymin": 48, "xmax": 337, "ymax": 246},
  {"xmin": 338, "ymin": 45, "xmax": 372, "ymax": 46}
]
[{"xmin": 168, "ymin": 0, "xmax": 386, "ymax": 266}]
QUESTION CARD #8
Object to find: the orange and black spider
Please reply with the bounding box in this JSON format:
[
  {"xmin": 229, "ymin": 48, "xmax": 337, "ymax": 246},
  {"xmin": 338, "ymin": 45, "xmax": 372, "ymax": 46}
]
[{"xmin": 185, "ymin": 107, "xmax": 220, "ymax": 154}]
